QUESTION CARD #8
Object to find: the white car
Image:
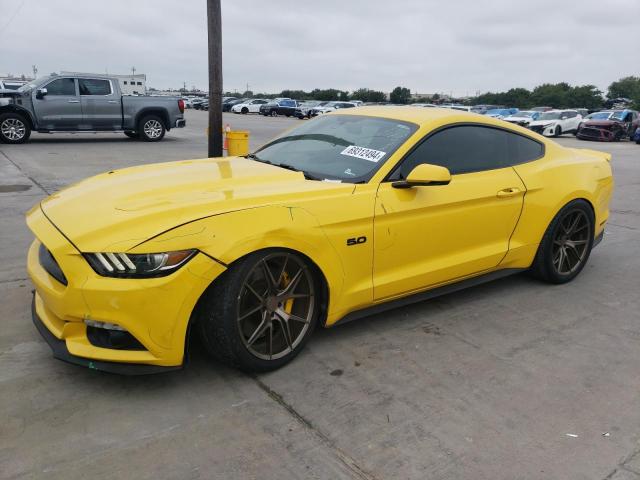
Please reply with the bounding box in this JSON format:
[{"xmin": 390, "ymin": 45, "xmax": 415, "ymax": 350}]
[
  {"xmin": 231, "ymin": 99, "xmax": 269, "ymax": 114},
  {"xmin": 528, "ymin": 109, "xmax": 582, "ymax": 137},
  {"xmin": 309, "ymin": 101, "xmax": 357, "ymax": 116},
  {"xmin": 503, "ymin": 110, "xmax": 541, "ymax": 127}
]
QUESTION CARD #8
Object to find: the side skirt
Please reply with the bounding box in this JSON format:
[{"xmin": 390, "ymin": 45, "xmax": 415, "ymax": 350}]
[{"xmin": 333, "ymin": 268, "xmax": 526, "ymax": 327}]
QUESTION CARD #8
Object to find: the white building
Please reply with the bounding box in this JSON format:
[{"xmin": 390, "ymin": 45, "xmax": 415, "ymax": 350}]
[{"xmin": 61, "ymin": 72, "xmax": 147, "ymax": 95}]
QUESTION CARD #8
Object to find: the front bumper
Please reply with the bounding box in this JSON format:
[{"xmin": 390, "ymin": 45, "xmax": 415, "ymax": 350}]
[
  {"xmin": 577, "ymin": 127, "xmax": 615, "ymax": 142},
  {"xmin": 31, "ymin": 293, "xmax": 180, "ymax": 375},
  {"xmin": 26, "ymin": 206, "xmax": 226, "ymax": 373},
  {"xmin": 529, "ymin": 124, "xmax": 556, "ymax": 137}
]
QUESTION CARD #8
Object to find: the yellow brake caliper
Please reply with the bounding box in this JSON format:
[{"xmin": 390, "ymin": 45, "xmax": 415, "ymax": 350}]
[{"xmin": 281, "ymin": 271, "xmax": 294, "ymax": 314}]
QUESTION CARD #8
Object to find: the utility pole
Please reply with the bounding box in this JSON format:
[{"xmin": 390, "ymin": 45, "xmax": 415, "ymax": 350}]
[{"xmin": 207, "ymin": 0, "xmax": 223, "ymax": 157}]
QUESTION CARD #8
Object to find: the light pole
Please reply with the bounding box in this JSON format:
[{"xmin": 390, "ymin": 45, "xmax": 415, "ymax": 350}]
[{"xmin": 207, "ymin": 0, "xmax": 223, "ymax": 158}]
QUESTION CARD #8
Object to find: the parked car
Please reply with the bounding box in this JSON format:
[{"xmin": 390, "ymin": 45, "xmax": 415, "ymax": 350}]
[
  {"xmin": 634, "ymin": 127, "xmax": 640, "ymax": 144},
  {"xmin": 231, "ymin": 99, "xmax": 269, "ymax": 114},
  {"xmin": 26, "ymin": 107, "xmax": 613, "ymax": 373},
  {"xmin": 470, "ymin": 105, "xmax": 501, "ymax": 114},
  {"xmin": 485, "ymin": 108, "xmax": 518, "ymax": 119},
  {"xmin": 576, "ymin": 109, "xmax": 639, "ymax": 142},
  {"xmin": 223, "ymin": 98, "xmax": 248, "ymax": 112},
  {"xmin": 503, "ymin": 111, "xmax": 541, "ymax": 127},
  {"xmin": 528, "ymin": 110, "xmax": 582, "ymax": 137},
  {"xmin": 0, "ymin": 73, "xmax": 185, "ymax": 143},
  {"xmin": 309, "ymin": 101, "xmax": 356, "ymax": 116},
  {"xmin": 191, "ymin": 98, "xmax": 207, "ymax": 110},
  {"xmin": 260, "ymin": 99, "xmax": 299, "ymax": 117},
  {"xmin": 294, "ymin": 101, "xmax": 326, "ymax": 119}
]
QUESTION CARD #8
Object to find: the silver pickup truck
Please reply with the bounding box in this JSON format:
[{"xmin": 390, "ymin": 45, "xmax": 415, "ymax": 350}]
[{"xmin": 0, "ymin": 73, "xmax": 186, "ymax": 144}]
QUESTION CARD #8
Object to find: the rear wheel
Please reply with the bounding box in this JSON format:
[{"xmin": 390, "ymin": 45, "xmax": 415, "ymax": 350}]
[
  {"xmin": 530, "ymin": 200, "xmax": 594, "ymax": 284},
  {"xmin": 197, "ymin": 250, "xmax": 319, "ymax": 372},
  {"xmin": 0, "ymin": 113, "xmax": 31, "ymax": 144},
  {"xmin": 138, "ymin": 115, "xmax": 165, "ymax": 142}
]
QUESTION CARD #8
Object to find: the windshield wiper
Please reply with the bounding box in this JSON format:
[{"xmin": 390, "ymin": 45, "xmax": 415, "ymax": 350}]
[
  {"xmin": 246, "ymin": 153, "xmax": 271, "ymax": 164},
  {"xmin": 277, "ymin": 163, "xmax": 321, "ymax": 181}
]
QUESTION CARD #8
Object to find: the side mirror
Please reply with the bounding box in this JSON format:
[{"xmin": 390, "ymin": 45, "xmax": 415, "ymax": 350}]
[
  {"xmin": 392, "ymin": 163, "xmax": 451, "ymax": 189},
  {"xmin": 36, "ymin": 88, "xmax": 47, "ymax": 99}
]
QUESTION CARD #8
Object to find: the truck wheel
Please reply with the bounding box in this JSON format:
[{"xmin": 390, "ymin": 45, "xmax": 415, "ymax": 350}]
[
  {"xmin": 0, "ymin": 113, "xmax": 31, "ymax": 144},
  {"xmin": 138, "ymin": 115, "xmax": 165, "ymax": 142},
  {"xmin": 124, "ymin": 131, "xmax": 138, "ymax": 139}
]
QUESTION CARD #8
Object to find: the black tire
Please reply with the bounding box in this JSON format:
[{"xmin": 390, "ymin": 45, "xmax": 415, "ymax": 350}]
[
  {"xmin": 124, "ymin": 131, "xmax": 138, "ymax": 139},
  {"xmin": 554, "ymin": 125, "xmax": 561, "ymax": 137},
  {"xmin": 270, "ymin": 110, "xmax": 278, "ymax": 117},
  {"xmin": 138, "ymin": 115, "xmax": 165, "ymax": 142},
  {"xmin": 196, "ymin": 249, "xmax": 320, "ymax": 372},
  {"xmin": 530, "ymin": 199, "xmax": 595, "ymax": 284},
  {"xmin": 0, "ymin": 112, "xmax": 31, "ymax": 144},
  {"xmin": 241, "ymin": 107, "xmax": 249, "ymax": 114}
]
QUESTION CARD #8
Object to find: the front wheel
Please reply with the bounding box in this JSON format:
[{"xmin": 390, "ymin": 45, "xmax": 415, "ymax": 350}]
[
  {"xmin": 554, "ymin": 125, "xmax": 562, "ymax": 137},
  {"xmin": 270, "ymin": 110, "xmax": 278, "ymax": 117},
  {"xmin": 0, "ymin": 113, "xmax": 31, "ymax": 144},
  {"xmin": 197, "ymin": 250, "xmax": 320, "ymax": 372},
  {"xmin": 138, "ymin": 115, "xmax": 166, "ymax": 142},
  {"xmin": 530, "ymin": 200, "xmax": 595, "ymax": 284}
]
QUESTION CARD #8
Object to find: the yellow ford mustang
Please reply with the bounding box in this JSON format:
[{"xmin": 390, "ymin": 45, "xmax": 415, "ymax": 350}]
[{"xmin": 26, "ymin": 107, "xmax": 613, "ymax": 374}]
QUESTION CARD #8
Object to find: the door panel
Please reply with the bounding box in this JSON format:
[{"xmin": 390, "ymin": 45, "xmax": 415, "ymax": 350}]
[
  {"xmin": 32, "ymin": 77, "xmax": 82, "ymax": 130},
  {"xmin": 78, "ymin": 79, "xmax": 121, "ymax": 130},
  {"xmin": 373, "ymin": 168, "xmax": 525, "ymax": 300}
]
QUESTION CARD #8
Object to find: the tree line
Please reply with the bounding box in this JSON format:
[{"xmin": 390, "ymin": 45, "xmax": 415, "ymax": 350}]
[{"xmin": 224, "ymin": 76, "xmax": 640, "ymax": 109}]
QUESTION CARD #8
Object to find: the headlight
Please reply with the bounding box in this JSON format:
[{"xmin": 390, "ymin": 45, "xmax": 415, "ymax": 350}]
[{"xmin": 84, "ymin": 250, "xmax": 197, "ymax": 278}]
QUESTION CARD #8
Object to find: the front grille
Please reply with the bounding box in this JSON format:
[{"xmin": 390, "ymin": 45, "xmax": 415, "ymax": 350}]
[
  {"xmin": 530, "ymin": 125, "xmax": 545, "ymax": 134},
  {"xmin": 579, "ymin": 127, "xmax": 605, "ymax": 139},
  {"xmin": 38, "ymin": 243, "xmax": 68, "ymax": 285}
]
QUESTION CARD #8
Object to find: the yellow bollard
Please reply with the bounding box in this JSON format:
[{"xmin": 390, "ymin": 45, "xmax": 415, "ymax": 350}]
[{"xmin": 226, "ymin": 130, "xmax": 250, "ymax": 156}]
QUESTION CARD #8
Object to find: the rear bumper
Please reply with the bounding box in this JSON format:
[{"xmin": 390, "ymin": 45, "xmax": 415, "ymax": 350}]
[
  {"xmin": 175, "ymin": 118, "xmax": 186, "ymax": 128},
  {"xmin": 31, "ymin": 293, "xmax": 181, "ymax": 375}
]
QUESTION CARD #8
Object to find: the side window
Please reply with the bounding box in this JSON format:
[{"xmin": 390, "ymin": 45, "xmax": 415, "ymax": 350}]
[
  {"xmin": 391, "ymin": 125, "xmax": 543, "ymax": 179},
  {"xmin": 78, "ymin": 79, "xmax": 111, "ymax": 96},
  {"xmin": 45, "ymin": 78, "xmax": 76, "ymax": 96}
]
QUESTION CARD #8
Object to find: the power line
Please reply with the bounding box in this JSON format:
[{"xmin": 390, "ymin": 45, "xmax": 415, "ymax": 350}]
[{"xmin": 0, "ymin": 0, "xmax": 26, "ymax": 38}]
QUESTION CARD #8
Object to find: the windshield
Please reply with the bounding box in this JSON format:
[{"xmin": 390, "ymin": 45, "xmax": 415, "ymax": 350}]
[
  {"xmin": 514, "ymin": 111, "xmax": 536, "ymax": 118},
  {"xmin": 253, "ymin": 114, "xmax": 418, "ymax": 183},
  {"xmin": 538, "ymin": 112, "xmax": 561, "ymax": 120},
  {"xmin": 586, "ymin": 112, "xmax": 612, "ymax": 120},
  {"xmin": 18, "ymin": 76, "xmax": 49, "ymax": 92}
]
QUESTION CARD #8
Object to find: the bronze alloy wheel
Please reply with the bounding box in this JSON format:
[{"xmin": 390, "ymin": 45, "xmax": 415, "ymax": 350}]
[
  {"xmin": 236, "ymin": 253, "xmax": 315, "ymax": 360},
  {"xmin": 552, "ymin": 209, "xmax": 591, "ymax": 275}
]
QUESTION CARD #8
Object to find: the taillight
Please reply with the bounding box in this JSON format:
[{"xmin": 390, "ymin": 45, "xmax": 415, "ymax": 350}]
[{"xmin": 178, "ymin": 99, "xmax": 185, "ymax": 113}]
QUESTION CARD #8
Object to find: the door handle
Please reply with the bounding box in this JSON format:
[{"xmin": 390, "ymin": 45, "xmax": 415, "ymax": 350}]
[
  {"xmin": 107, "ymin": 100, "xmax": 118, "ymax": 103},
  {"xmin": 67, "ymin": 100, "xmax": 80, "ymax": 103},
  {"xmin": 496, "ymin": 187, "xmax": 522, "ymax": 198}
]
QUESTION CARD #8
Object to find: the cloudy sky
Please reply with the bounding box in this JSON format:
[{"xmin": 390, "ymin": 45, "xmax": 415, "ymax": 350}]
[{"xmin": 1, "ymin": 0, "xmax": 638, "ymax": 96}]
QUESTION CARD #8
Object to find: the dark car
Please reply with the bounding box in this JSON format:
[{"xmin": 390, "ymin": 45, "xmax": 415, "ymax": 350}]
[
  {"xmin": 634, "ymin": 127, "xmax": 640, "ymax": 144},
  {"xmin": 259, "ymin": 99, "xmax": 298, "ymax": 117},
  {"xmin": 576, "ymin": 110, "xmax": 639, "ymax": 142},
  {"xmin": 222, "ymin": 98, "xmax": 248, "ymax": 112}
]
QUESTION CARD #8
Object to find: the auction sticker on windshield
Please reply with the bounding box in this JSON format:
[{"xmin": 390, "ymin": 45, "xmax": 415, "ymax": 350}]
[{"xmin": 340, "ymin": 145, "xmax": 386, "ymax": 163}]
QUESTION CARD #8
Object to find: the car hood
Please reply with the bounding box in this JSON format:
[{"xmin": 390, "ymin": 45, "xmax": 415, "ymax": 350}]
[
  {"xmin": 39, "ymin": 157, "xmax": 352, "ymax": 252},
  {"xmin": 529, "ymin": 120, "xmax": 556, "ymax": 126},
  {"xmin": 504, "ymin": 116, "xmax": 531, "ymax": 122}
]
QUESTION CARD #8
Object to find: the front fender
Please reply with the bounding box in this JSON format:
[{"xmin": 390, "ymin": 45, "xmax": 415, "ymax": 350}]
[{"xmin": 130, "ymin": 205, "xmax": 347, "ymax": 317}]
